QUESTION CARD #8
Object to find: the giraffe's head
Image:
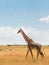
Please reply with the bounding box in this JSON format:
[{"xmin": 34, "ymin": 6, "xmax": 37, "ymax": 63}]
[{"xmin": 17, "ymin": 28, "xmax": 22, "ymax": 34}]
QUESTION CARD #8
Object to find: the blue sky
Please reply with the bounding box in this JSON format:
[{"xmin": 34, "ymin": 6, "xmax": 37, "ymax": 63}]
[
  {"xmin": 0, "ymin": 0, "xmax": 49, "ymax": 30},
  {"xmin": 0, "ymin": 0, "xmax": 49, "ymax": 45}
]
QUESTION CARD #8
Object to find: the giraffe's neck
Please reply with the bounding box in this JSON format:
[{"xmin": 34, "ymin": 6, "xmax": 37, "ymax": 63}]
[{"xmin": 21, "ymin": 30, "xmax": 32, "ymax": 43}]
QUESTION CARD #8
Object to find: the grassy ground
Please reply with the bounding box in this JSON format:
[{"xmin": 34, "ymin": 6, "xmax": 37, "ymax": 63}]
[{"xmin": 0, "ymin": 45, "xmax": 49, "ymax": 65}]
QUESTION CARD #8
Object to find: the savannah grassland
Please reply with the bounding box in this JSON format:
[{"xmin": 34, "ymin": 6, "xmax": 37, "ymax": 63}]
[{"xmin": 0, "ymin": 45, "xmax": 49, "ymax": 65}]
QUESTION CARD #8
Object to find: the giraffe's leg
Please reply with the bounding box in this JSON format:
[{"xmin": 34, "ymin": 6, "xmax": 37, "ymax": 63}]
[
  {"xmin": 29, "ymin": 47, "xmax": 33, "ymax": 59},
  {"xmin": 26, "ymin": 49, "xmax": 29, "ymax": 58},
  {"xmin": 37, "ymin": 50, "xmax": 39, "ymax": 59}
]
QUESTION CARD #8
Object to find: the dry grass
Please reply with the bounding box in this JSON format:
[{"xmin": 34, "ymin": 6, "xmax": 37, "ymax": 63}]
[{"xmin": 0, "ymin": 45, "xmax": 49, "ymax": 65}]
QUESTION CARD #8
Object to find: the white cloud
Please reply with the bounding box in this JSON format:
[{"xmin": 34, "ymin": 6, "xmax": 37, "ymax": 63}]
[
  {"xmin": 0, "ymin": 26, "xmax": 49, "ymax": 45},
  {"xmin": 39, "ymin": 15, "xmax": 49, "ymax": 23}
]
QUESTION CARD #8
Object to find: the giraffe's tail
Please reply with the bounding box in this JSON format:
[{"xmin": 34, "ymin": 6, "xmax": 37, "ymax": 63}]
[
  {"xmin": 39, "ymin": 51, "xmax": 44, "ymax": 57},
  {"xmin": 39, "ymin": 45, "xmax": 44, "ymax": 57}
]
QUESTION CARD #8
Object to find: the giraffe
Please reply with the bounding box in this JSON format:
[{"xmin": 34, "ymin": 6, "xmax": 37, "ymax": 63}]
[{"xmin": 17, "ymin": 28, "xmax": 44, "ymax": 59}]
